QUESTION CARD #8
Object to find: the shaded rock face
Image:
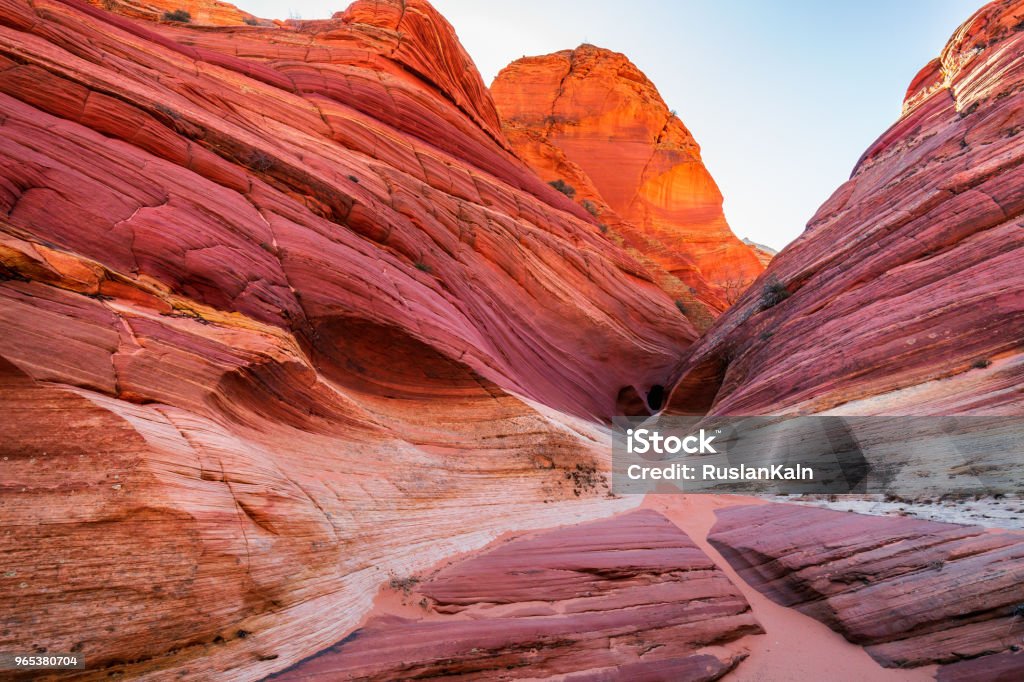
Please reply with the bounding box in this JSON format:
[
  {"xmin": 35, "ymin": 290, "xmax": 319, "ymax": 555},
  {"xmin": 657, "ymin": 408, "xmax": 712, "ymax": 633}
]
[
  {"xmin": 0, "ymin": 0, "xmax": 699, "ymax": 677},
  {"xmin": 708, "ymin": 504, "xmax": 1024, "ymax": 674},
  {"xmin": 491, "ymin": 45, "xmax": 765, "ymax": 324},
  {"xmin": 665, "ymin": 0, "xmax": 1024, "ymax": 416},
  {"xmin": 273, "ymin": 510, "xmax": 762, "ymax": 681}
]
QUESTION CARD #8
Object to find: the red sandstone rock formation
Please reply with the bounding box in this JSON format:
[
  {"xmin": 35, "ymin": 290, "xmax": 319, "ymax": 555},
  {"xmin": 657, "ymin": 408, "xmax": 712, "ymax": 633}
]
[
  {"xmin": 0, "ymin": 0, "xmax": 696, "ymax": 677},
  {"xmin": 3, "ymin": 0, "xmax": 1024, "ymax": 679},
  {"xmin": 492, "ymin": 45, "xmax": 765, "ymax": 320},
  {"xmin": 708, "ymin": 504, "xmax": 1024, "ymax": 675},
  {"xmin": 665, "ymin": 0, "xmax": 1024, "ymax": 417},
  {"xmin": 85, "ymin": 0, "xmax": 258, "ymax": 26},
  {"xmin": 274, "ymin": 510, "xmax": 762, "ymax": 680}
]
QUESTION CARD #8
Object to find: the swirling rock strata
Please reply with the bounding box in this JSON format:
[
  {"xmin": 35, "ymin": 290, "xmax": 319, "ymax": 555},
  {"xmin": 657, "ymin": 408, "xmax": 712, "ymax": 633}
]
[{"xmin": 274, "ymin": 509, "xmax": 762, "ymax": 681}]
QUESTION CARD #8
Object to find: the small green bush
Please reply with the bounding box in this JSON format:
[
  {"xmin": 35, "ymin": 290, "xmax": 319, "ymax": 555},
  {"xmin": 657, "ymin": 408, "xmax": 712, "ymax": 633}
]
[
  {"xmin": 243, "ymin": 17, "xmax": 259, "ymax": 26},
  {"xmin": 414, "ymin": 261, "xmax": 432, "ymax": 273},
  {"xmin": 548, "ymin": 179, "xmax": 576, "ymax": 198},
  {"xmin": 163, "ymin": 9, "xmax": 191, "ymax": 22},
  {"xmin": 972, "ymin": 357, "xmax": 992, "ymax": 369},
  {"xmin": 675, "ymin": 300, "xmax": 688, "ymax": 315},
  {"xmin": 760, "ymin": 277, "xmax": 791, "ymax": 309},
  {"xmin": 581, "ymin": 199, "xmax": 599, "ymax": 216}
]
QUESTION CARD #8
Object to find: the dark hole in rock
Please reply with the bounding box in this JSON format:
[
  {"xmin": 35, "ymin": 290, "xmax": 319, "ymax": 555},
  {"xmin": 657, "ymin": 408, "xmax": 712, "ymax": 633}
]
[{"xmin": 647, "ymin": 384, "xmax": 665, "ymax": 411}]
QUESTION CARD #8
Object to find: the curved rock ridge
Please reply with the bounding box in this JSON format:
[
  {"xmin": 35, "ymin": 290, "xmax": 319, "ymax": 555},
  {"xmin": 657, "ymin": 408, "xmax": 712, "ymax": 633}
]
[
  {"xmin": 273, "ymin": 510, "xmax": 762, "ymax": 681},
  {"xmin": 492, "ymin": 44, "xmax": 765, "ymax": 322},
  {"xmin": 708, "ymin": 504, "xmax": 1024, "ymax": 675},
  {"xmin": 335, "ymin": 0, "xmax": 508, "ymax": 148},
  {"xmin": 665, "ymin": 0, "xmax": 1024, "ymax": 417},
  {"xmin": 4, "ymin": 0, "xmax": 1023, "ymax": 680},
  {"xmin": 0, "ymin": 0, "xmax": 699, "ymax": 678}
]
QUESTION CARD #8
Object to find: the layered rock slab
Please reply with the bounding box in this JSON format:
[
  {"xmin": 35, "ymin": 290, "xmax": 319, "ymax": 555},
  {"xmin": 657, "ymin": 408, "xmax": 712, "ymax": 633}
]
[
  {"xmin": 492, "ymin": 45, "xmax": 765, "ymax": 320},
  {"xmin": 665, "ymin": 0, "xmax": 1024, "ymax": 416},
  {"xmin": 708, "ymin": 503, "xmax": 1024, "ymax": 675},
  {"xmin": 273, "ymin": 509, "xmax": 762, "ymax": 681},
  {"xmin": 937, "ymin": 651, "xmax": 1024, "ymax": 681}
]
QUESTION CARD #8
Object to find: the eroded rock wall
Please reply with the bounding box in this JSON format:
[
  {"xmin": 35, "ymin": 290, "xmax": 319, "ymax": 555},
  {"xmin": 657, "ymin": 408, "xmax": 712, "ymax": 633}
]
[
  {"xmin": 665, "ymin": 0, "xmax": 1024, "ymax": 416},
  {"xmin": 0, "ymin": 0, "xmax": 696, "ymax": 677}
]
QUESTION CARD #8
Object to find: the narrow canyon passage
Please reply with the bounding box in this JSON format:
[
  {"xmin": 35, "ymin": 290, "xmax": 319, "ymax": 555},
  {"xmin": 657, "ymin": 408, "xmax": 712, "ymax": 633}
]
[
  {"xmin": 643, "ymin": 495, "xmax": 937, "ymax": 682},
  {"xmin": 274, "ymin": 496, "xmax": 951, "ymax": 680},
  {"xmin": 1, "ymin": 0, "xmax": 1022, "ymax": 679}
]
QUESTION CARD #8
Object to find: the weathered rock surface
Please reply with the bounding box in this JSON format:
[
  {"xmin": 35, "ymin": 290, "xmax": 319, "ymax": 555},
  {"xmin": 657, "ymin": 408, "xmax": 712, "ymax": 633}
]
[
  {"xmin": 86, "ymin": 0, "xmax": 258, "ymax": 26},
  {"xmin": 0, "ymin": 0, "xmax": 696, "ymax": 678},
  {"xmin": 492, "ymin": 45, "xmax": 765, "ymax": 321},
  {"xmin": 937, "ymin": 651, "xmax": 1024, "ymax": 681},
  {"xmin": 273, "ymin": 509, "xmax": 762, "ymax": 681},
  {"xmin": 665, "ymin": 0, "xmax": 1024, "ymax": 416},
  {"xmin": 709, "ymin": 503, "xmax": 1024, "ymax": 674}
]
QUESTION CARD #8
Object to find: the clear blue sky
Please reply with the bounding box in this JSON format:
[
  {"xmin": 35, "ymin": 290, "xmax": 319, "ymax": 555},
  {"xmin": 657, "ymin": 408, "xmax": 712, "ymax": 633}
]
[{"xmin": 235, "ymin": 0, "xmax": 982, "ymax": 250}]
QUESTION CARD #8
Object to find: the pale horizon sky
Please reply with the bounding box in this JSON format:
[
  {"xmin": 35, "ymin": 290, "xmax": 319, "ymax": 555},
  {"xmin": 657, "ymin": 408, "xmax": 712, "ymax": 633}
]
[{"xmin": 235, "ymin": 0, "xmax": 982, "ymax": 250}]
